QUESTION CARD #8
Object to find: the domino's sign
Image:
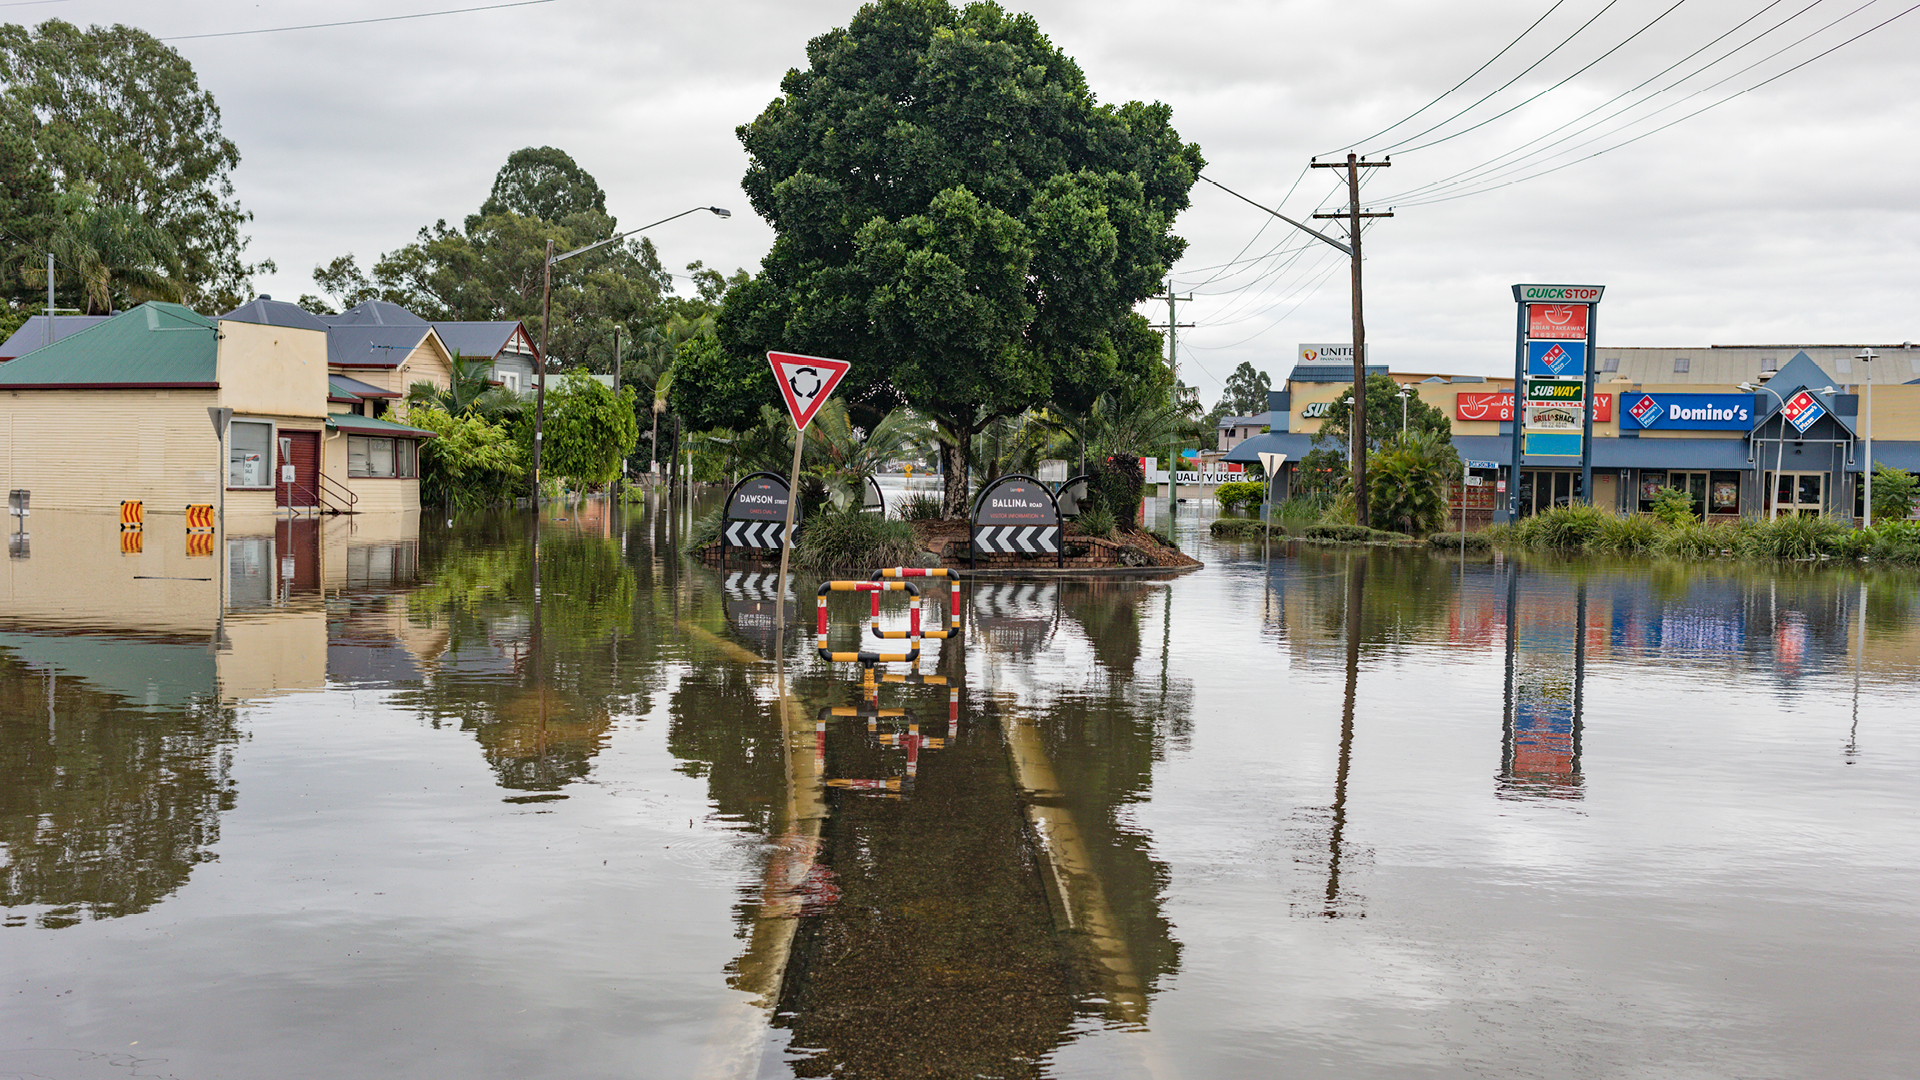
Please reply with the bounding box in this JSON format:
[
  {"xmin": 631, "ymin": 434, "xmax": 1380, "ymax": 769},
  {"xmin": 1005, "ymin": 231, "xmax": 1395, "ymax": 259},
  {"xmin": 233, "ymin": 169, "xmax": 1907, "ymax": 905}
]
[
  {"xmin": 1623, "ymin": 393, "xmax": 1755, "ymax": 431},
  {"xmin": 1527, "ymin": 340, "xmax": 1587, "ymax": 379}
]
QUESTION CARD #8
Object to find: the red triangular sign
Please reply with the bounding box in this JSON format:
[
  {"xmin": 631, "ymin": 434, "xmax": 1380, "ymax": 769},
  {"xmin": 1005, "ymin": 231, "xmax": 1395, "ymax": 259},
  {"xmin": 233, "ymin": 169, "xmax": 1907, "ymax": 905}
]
[{"xmin": 768, "ymin": 351, "xmax": 851, "ymax": 430}]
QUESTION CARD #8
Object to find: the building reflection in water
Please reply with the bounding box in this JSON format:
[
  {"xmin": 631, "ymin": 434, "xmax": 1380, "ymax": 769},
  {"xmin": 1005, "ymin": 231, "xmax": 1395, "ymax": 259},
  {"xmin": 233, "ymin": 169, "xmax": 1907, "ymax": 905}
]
[{"xmin": 1500, "ymin": 566, "xmax": 1588, "ymax": 801}]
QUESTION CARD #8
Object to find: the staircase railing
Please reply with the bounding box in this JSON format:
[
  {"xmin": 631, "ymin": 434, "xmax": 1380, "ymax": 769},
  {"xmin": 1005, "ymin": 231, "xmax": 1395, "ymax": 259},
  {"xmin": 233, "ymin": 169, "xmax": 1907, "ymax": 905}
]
[{"xmin": 317, "ymin": 472, "xmax": 358, "ymax": 515}]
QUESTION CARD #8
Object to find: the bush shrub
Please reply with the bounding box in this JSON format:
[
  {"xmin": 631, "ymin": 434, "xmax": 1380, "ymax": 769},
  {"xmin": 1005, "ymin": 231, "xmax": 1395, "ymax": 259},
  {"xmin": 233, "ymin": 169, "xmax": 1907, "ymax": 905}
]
[
  {"xmin": 1737, "ymin": 514, "xmax": 1849, "ymax": 560},
  {"xmin": 1095, "ymin": 455, "xmax": 1145, "ymax": 527},
  {"xmin": 1427, "ymin": 531, "xmax": 1492, "ymax": 552},
  {"xmin": 1525, "ymin": 504, "xmax": 1610, "ymax": 549},
  {"xmin": 1648, "ymin": 486, "xmax": 1698, "ymax": 526},
  {"xmin": 1656, "ymin": 521, "xmax": 1723, "ymax": 559},
  {"xmin": 900, "ymin": 491, "xmax": 945, "ymax": 521},
  {"xmin": 1304, "ymin": 524, "xmax": 1373, "ymax": 542},
  {"xmin": 1593, "ymin": 514, "xmax": 1663, "ymax": 555},
  {"xmin": 1145, "ymin": 527, "xmax": 1177, "ymax": 550},
  {"xmin": 792, "ymin": 509, "xmax": 922, "ymax": 572},
  {"xmin": 1214, "ymin": 480, "xmax": 1265, "ymax": 513},
  {"xmin": 1275, "ymin": 493, "xmax": 1331, "ymax": 521},
  {"xmin": 1076, "ymin": 504, "xmax": 1116, "ymax": 538}
]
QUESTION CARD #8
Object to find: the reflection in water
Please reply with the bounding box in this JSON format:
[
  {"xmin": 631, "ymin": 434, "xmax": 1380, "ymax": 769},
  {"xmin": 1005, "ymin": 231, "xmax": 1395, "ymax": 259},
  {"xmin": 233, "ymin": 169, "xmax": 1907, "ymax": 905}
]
[{"xmin": 1500, "ymin": 567, "xmax": 1588, "ymax": 801}]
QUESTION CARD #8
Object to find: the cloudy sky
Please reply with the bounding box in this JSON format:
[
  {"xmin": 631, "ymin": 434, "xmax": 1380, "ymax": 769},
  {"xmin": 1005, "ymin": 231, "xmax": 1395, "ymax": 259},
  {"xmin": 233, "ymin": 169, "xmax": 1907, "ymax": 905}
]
[{"xmin": 27, "ymin": 0, "xmax": 1920, "ymax": 398}]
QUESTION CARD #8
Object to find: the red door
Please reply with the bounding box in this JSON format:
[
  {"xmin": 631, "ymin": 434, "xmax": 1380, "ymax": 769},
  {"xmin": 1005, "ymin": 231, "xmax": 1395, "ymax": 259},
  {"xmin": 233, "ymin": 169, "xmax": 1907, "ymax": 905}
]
[{"xmin": 276, "ymin": 430, "xmax": 321, "ymax": 508}]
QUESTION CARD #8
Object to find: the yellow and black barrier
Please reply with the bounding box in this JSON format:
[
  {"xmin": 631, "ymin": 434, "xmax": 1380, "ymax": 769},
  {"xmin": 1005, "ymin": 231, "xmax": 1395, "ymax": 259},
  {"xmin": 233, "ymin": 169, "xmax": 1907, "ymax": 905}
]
[
  {"xmin": 185, "ymin": 504, "xmax": 215, "ymax": 531},
  {"xmin": 119, "ymin": 500, "xmax": 143, "ymax": 530},
  {"xmin": 870, "ymin": 567, "xmax": 963, "ymax": 640},
  {"xmin": 120, "ymin": 528, "xmax": 144, "ymax": 556},
  {"xmin": 816, "ymin": 580, "xmax": 921, "ymax": 673}
]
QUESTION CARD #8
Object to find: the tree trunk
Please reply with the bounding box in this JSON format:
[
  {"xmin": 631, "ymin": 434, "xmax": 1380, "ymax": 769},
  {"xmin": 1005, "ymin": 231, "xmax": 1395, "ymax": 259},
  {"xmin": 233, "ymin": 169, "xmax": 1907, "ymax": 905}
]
[{"xmin": 938, "ymin": 424, "xmax": 974, "ymax": 519}]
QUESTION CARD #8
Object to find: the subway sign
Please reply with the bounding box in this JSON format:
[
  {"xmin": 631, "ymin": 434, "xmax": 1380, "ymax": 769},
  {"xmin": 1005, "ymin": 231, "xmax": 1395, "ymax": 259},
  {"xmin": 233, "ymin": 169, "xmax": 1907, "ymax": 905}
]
[
  {"xmin": 1624, "ymin": 392, "xmax": 1754, "ymax": 431},
  {"xmin": 1525, "ymin": 378, "xmax": 1584, "ymax": 402}
]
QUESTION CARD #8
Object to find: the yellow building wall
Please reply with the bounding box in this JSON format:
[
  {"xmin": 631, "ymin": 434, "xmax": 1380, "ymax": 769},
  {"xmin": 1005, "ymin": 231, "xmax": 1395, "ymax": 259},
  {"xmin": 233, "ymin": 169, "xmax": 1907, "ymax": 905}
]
[
  {"xmin": 345, "ymin": 478, "xmax": 421, "ymax": 514},
  {"xmin": 1865, "ymin": 385, "xmax": 1920, "ymax": 441},
  {"xmin": 216, "ymin": 320, "xmax": 328, "ymax": 419},
  {"xmin": 217, "ymin": 607, "xmax": 327, "ymax": 701},
  {"xmin": 0, "ymin": 510, "xmax": 221, "ymax": 635},
  {"xmin": 0, "ymin": 389, "xmax": 224, "ymax": 512}
]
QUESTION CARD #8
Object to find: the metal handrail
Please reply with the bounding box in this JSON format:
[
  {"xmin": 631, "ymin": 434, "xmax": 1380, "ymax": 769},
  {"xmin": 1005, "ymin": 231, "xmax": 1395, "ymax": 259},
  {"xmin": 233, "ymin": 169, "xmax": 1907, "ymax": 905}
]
[{"xmin": 317, "ymin": 472, "xmax": 358, "ymax": 515}]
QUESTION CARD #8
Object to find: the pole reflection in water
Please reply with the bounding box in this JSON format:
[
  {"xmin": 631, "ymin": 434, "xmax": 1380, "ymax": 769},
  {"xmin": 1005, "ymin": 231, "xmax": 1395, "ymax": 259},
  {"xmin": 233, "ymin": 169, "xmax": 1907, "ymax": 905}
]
[{"xmin": 1322, "ymin": 553, "xmax": 1364, "ymax": 917}]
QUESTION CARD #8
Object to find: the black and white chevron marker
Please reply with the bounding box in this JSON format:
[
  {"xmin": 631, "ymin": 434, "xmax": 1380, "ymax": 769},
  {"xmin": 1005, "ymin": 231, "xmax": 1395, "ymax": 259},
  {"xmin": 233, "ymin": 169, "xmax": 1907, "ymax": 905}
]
[
  {"xmin": 971, "ymin": 524, "xmax": 1059, "ymax": 554},
  {"xmin": 725, "ymin": 571, "xmax": 790, "ymax": 601},
  {"xmin": 724, "ymin": 519, "xmax": 792, "ymax": 549}
]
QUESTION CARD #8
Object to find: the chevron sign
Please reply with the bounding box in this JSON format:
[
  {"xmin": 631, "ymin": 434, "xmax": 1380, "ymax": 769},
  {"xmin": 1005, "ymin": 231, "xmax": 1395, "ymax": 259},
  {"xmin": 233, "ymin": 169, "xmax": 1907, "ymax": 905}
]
[
  {"xmin": 724, "ymin": 519, "xmax": 792, "ymax": 549},
  {"xmin": 972, "ymin": 525, "xmax": 1059, "ymax": 555}
]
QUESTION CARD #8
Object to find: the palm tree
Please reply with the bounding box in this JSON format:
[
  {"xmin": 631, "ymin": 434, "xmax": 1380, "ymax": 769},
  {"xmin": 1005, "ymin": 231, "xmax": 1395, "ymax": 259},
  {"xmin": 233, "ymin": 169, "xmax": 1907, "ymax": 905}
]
[{"xmin": 26, "ymin": 188, "xmax": 182, "ymax": 315}]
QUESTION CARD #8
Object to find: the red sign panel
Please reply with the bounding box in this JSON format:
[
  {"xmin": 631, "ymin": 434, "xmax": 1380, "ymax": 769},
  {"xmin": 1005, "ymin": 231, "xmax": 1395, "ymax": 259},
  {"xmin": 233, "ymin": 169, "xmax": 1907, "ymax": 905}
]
[
  {"xmin": 768, "ymin": 351, "xmax": 851, "ymax": 430},
  {"xmin": 1527, "ymin": 304, "xmax": 1588, "ymax": 340},
  {"xmin": 1456, "ymin": 392, "xmax": 1612, "ymax": 423}
]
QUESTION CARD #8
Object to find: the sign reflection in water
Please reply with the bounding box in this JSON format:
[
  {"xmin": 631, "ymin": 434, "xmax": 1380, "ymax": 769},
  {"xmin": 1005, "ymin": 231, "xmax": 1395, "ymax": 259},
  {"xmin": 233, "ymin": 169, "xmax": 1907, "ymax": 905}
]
[{"xmin": 1501, "ymin": 569, "xmax": 1588, "ymax": 800}]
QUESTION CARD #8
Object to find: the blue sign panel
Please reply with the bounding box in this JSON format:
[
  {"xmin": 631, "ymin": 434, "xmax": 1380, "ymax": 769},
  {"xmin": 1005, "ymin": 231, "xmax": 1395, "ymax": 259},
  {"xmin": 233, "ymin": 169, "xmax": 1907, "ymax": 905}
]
[
  {"xmin": 1524, "ymin": 431, "xmax": 1582, "ymax": 457},
  {"xmin": 1622, "ymin": 393, "xmax": 1754, "ymax": 431},
  {"xmin": 1526, "ymin": 340, "xmax": 1587, "ymax": 379}
]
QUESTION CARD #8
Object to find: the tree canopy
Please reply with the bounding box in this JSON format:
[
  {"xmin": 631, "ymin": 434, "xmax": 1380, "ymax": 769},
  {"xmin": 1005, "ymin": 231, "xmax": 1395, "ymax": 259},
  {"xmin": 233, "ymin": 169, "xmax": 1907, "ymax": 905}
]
[
  {"xmin": 475, "ymin": 146, "xmax": 607, "ymax": 226},
  {"xmin": 0, "ymin": 19, "xmax": 266, "ymax": 311},
  {"xmin": 1311, "ymin": 373, "xmax": 1453, "ymax": 455},
  {"xmin": 1219, "ymin": 361, "xmax": 1272, "ymax": 417},
  {"xmin": 715, "ymin": 0, "xmax": 1202, "ymax": 512}
]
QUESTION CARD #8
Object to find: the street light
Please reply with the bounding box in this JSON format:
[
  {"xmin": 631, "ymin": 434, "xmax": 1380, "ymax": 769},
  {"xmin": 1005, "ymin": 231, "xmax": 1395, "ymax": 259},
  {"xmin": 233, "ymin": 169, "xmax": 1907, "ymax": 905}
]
[
  {"xmin": 532, "ymin": 205, "xmax": 731, "ymax": 500},
  {"xmin": 1395, "ymin": 385, "xmax": 1411, "ymax": 434},
  {"xmin": 1858, "ymin": 348, "xmax": 1877, "ymax": 525},
  {"xmin": 1740, "ymin": 381, "xmax": 1837, "ymax": 519}
]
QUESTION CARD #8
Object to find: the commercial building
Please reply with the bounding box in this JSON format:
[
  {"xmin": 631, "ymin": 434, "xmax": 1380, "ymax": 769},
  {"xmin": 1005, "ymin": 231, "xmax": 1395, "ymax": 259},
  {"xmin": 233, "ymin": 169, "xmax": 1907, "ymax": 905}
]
[{"xmin": 1225, "ymin": 346, "xmax": 1920, "ymax": 525}]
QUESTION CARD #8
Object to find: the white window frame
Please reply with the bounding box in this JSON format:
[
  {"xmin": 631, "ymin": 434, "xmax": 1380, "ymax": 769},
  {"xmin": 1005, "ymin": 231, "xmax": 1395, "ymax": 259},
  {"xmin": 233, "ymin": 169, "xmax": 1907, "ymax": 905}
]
[
  {"xmin": 347, "ymin": 435, "xmax": 418, "ymax": 479},
  {"xmin": 228, "ymin": 419, "xmax": 276, "ymax": 489}
]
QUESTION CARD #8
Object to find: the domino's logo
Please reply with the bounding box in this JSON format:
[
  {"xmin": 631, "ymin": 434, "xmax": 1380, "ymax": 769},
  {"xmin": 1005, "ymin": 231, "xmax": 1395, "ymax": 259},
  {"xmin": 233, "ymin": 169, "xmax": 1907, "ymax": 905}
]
[
  {"xmin": 1629, "ymin": 394, "xmax": 1661, "ymax": 428},
  {"xmin": 1539, "ymin": 344, "xmax": 1571, "ymax": 376}
]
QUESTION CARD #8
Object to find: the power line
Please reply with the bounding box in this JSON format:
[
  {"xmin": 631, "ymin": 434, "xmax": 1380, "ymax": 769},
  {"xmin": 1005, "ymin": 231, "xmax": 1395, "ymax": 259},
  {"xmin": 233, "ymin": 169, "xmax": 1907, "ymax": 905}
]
[
  {"xmin": 1385, "ymin": 0, "xmax": 1696, "ymax": 157},
  {"xmin": 160, "ymin": 0, "xmax": 556, "ymax": 42},
  {"xmin": 1325, "ymin": 0, "xmax": 1570, "ymax": 156},
  {"xmin": 1391, "ymin": 0, "xmax": 1913, "ymax": 206},
  {"xmin": 1380, "ymin": 0, "xmax": 1809, "ymax": 204},
  {"xmin": 1370, "ymin": 0, "xmax": 1627, "ymax": 155}
]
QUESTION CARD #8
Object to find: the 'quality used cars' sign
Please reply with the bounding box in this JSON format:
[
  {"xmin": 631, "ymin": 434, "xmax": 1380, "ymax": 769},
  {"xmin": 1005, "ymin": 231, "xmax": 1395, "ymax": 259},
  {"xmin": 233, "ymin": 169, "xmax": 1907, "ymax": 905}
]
[{"xmin": 1624, "ymin": 393, "xmax": 1754, "ymax": 431}]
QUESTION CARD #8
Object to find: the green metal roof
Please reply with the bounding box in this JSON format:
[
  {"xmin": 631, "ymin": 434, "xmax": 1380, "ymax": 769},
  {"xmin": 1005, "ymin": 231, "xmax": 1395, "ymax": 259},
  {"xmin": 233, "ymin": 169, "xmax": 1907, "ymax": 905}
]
[
  {"xmin": 0, "ymin": 303, "xmax": 218, "ymax": 388},
  {"xmin": 326, "ymin": 412, "xmax": 437, "ymax": 438},
  {"xmin": 328, "ymin": 373, "xmax": 398, "ymax": 400}
]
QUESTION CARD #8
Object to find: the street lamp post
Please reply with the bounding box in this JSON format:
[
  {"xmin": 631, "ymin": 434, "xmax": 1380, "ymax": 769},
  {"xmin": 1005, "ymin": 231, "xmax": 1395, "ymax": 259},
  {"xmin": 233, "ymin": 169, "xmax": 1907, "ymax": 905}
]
[
  {"xmin": 1395, "ymin": 385, "xmax": 1410, "ymax": 435},
  {"xmin": 532, "ymin": 205, "xmax": 730, "ymax": 502},
  {"xmin": 1740, "ymin": 381, "xmax": 1837, "ymax": 519},
  {"xmin": 1858, "ymin": 348, "xmax": 1877, "ymax": 525}
]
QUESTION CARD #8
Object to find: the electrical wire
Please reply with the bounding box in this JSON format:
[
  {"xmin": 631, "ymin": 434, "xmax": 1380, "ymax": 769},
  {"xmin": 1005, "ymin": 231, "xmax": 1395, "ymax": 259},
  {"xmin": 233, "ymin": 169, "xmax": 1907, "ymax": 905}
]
[
  {"xmin": 1380, "ymin": 0, "xmax": 1808, "ymax": 204},
  {"xmin": 1369, "ymin": 0, "xmax": 1628, "ymax": 155},
  {"xmin": 161, "ymin": 0, "xmax": 556, "ymax": 41},
  {"xmin": 1385, "ymin": 0, "xmax": 1695, "ymax": 157},
  {"xmin": 1390, "ymin": 0, "xmax": 1913, "ymax": 206},
  {"xmin": 1324, "ymin": 0, "xmax": 1570, "ymax": 155}
]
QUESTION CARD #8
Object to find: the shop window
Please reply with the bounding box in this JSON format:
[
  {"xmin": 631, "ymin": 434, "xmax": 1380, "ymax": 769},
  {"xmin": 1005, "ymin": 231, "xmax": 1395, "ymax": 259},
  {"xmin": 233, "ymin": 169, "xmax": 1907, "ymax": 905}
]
[
  {"xmin": 1673, "ymin": 357, "xmax": 1691, "ymax": 373},
  {"xmin": 1708, "ymin": 471, "xmax": 1741, "ymax": 515},
  {"xmin": 229, "ymin": 421, "xmax": 273, "ymax": 488},
  {"xmin": 348, "ymin": 436, "xmax": 417, "ymax": 478}
]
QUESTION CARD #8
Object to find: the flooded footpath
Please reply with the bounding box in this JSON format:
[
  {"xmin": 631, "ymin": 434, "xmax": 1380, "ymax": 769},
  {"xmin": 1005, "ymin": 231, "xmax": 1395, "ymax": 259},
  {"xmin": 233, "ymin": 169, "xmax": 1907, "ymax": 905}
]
[{"xmin": 2, "ymin": 495, "xmax": 1917, "ymax": 1078}]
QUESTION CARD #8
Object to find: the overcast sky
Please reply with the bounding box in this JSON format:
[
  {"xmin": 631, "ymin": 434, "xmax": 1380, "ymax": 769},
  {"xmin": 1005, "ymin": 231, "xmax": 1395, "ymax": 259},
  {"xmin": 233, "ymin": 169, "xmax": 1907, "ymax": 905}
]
[{"xmin": 28, "ymin": 0, "xmax": 1920, "ymax": 398}]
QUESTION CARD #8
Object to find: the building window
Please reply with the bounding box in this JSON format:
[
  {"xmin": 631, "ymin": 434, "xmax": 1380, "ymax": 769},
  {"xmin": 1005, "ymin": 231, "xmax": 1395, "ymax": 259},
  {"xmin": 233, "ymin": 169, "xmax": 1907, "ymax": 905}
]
[
  {"xmin": 1601, "ymin": 357, "xmax": 1620, "ymax": 372},
  {"xmin": 348, "ymin": 435, "xmax": 417, "ymax": 478},
  {"xmin": 229, "ymin": 420, "xmax": 273, "ymax": 487},
  {"xmin": 501, "ymin": 370, "xmax": 520, "ymax": 393},
  {"xmin": 1673, "ymin": 357, "xmax": 1691, "ymax": 373}
]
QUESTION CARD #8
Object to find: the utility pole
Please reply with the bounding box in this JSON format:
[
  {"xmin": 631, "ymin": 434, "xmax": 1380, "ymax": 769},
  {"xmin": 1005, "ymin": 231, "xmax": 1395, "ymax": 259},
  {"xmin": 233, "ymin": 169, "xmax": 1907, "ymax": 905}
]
[
  {"xmin": 1311, "ymin": 153, "xmax": 1391, "ymax": 527},
  {"xmin": 534, "ymin": 238, "xmax": 554, "ymax": 504},
  {"xmin": 1151, "ymin": 280, "xmax": 1194, "ymax": 534}
]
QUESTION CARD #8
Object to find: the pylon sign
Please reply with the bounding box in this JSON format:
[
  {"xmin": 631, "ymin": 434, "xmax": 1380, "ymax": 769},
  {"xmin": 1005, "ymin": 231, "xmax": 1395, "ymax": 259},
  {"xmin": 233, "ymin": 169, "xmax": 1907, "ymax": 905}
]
[
  {"xmin": 1510, "ymin": 284, "xmax": 1603, "ymax": 511},
  {"xmin": 768, "ymin": 351, "xmax": 851, "ymax": 431}
]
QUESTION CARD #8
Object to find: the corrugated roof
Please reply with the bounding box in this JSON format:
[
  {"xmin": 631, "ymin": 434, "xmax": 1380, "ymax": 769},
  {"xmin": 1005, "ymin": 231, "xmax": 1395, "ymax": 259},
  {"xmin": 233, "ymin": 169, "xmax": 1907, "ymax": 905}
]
[
  {"xmin": 0, "ymin": 315, "xmax": 115, "ymax": 359},
  {"xmin": 325, "ymin": 300, "xmax": 427, "ymax": 327},
  {"xmin": 328, "ymin": 373, "xmax": 399, "ymax": 399},
  {"xmin": 219, "ymin": 296, "xmax": 329, "ymax": 331},
  {"xmin": 0, "ymin": 303, "xmax": 217, "ymax": 387},
  {"xmin": 327, "ymin": 325, "xmax": 432, "ymax": 368},
  {"xmin": 326, "ymin": 413, "xmax": 437, "ymax": 438},
  {"xmin": 431, "ymin": 321, "xmax": 526, "ymax": 359}
]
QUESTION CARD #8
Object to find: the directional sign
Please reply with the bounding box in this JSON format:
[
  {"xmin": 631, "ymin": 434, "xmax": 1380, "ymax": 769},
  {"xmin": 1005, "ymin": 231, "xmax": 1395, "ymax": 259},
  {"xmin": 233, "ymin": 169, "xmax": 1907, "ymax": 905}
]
[
  {"xmin": 1526, "ymin": 304, "xmax": 1589, "ymax": 340},
  {"xmin": 723, "ymin": 519, "xmax": 793, "ymax": 549},
  {"xmin": 1782, "ymin": 389, "xmax": 1826, "ymax": 433},
  {"xmin": 972, "ymin": 524, "xmax": 1060, "ymax": 555},
  {"xmin": 767, "ymin": 351, "xmax": 851, "ymax": 430},
  {"xmin": 1526, "ymin": 340, "xmax": 1587, "ymax": 379}
]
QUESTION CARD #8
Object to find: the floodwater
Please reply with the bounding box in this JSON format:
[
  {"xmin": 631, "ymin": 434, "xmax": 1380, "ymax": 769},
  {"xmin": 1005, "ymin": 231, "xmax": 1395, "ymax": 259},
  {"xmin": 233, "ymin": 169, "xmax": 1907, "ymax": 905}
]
[{"xmin": 2, "ymin": 494, "xmax": 1917, "ymax": 1079}]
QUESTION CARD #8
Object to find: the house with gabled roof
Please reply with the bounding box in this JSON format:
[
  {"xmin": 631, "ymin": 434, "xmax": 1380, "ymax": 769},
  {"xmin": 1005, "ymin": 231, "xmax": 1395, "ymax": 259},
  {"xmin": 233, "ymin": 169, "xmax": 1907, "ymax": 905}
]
[
  {"xmin": 0, "ymin": 298, "xmax": 435, "ymax": 517},
  {"xmin": 324, "ymin": 299, "xmax": 538, "ymax": 396}
]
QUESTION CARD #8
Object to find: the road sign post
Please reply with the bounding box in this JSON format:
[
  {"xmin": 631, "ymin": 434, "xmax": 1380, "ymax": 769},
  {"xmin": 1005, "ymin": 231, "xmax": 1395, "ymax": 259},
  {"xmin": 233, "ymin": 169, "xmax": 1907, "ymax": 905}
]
[{"xmin": 767, "ymin": 352, "xmax": 852, "ymax": 660}]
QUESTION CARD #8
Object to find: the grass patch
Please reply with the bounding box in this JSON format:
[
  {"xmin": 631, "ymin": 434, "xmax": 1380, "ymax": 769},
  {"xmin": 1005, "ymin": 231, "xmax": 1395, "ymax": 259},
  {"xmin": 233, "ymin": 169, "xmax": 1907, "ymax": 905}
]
[{"xmin": 792, "ymin": 510, "xmax": 922, "ymax": 572}]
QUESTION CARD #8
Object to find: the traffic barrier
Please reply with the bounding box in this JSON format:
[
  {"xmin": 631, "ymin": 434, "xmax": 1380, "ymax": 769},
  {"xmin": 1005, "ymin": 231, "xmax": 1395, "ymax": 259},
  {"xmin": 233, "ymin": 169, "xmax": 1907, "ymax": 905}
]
[
  {"xmin": 185, "ymin": 530, "xmax": 214, "ymax": 558},
  {"xmin": 815, "ymin": 705, "xmax": 943, "ymax": 795},
  {"xmin": 815, "ymin": 580, "xmax": 921, "ymax": 671},
  {"xmin": 120, "ymin": 528, "xmax": 144, "ymax": 556},
  {"xmin": 870, "ymin": 567, "xmax": 962, "ymax": 640},
  {"xmin": 184, "ymin": 504, "xmax": 215, "ymax": 531},
  {"xmin": 876, "ymin": 674, "xmax": 960, "ymax": 736},
  {"xmin": 119, "ymin": 500, "xmax": 143, "ymax": 529}
]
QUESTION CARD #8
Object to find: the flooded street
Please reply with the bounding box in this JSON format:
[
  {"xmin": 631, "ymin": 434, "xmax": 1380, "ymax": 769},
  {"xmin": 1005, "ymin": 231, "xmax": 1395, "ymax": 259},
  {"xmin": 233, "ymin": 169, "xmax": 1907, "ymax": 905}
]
[{"xmin": 3, "ymin": 495, "xmax": 1918, "ymax": 1079}]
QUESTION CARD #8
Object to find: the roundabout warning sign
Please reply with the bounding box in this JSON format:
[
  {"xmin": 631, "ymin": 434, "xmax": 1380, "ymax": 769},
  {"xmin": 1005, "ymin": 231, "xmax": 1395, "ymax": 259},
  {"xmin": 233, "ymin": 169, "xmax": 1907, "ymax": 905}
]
[{"xmin": 768, "ymin": 351, "xmax": 851, "ymax": 431}]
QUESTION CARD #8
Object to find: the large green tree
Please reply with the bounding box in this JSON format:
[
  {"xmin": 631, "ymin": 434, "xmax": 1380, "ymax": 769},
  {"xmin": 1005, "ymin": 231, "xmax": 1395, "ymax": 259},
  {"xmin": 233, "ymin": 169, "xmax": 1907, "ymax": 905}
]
[
  {"xmin": 717, "ymin": 0, "xmax": 1202, "ymax": 514},
  {"xmin": 1219, "ymin": 361, "xmax": 1272, "ymax": 417},
  {"xmin": 1311, "ymin": 373, "xmax": 1452, "ymax": 454},
  {"xmin": 0, "ymin": 20, "xmax": 266, "ymax": 311}
]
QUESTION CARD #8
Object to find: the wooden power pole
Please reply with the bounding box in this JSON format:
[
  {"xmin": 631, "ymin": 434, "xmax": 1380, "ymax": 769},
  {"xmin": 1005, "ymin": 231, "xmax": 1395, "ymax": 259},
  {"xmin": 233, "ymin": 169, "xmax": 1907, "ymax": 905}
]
[{"xmin": 1311, "ymin": 154, "xmax": 1391, "ymax": 527}]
